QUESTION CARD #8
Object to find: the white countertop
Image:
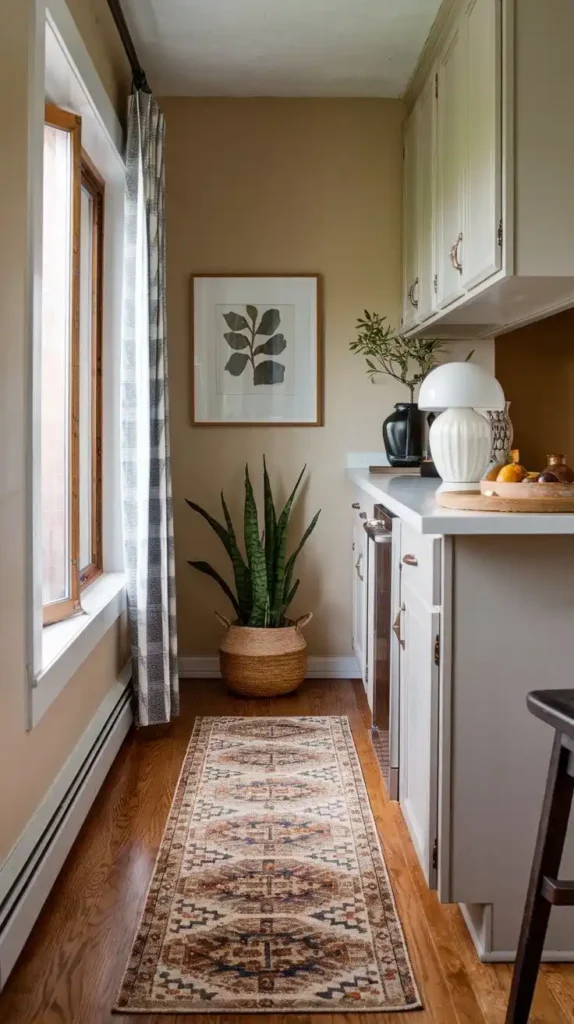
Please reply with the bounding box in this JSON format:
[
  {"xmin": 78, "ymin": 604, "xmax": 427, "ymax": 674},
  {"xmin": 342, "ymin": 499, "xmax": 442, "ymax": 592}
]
[{"xmin": 349, "ymin": 469, "xmax": 574, "ymax": 535}]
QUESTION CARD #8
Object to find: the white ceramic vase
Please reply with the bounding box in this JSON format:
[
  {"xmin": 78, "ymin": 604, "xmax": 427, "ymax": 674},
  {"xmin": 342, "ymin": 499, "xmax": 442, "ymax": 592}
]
[{"xmin": 429, "ymin": 407, "xmax": 492, "ymax": 492}]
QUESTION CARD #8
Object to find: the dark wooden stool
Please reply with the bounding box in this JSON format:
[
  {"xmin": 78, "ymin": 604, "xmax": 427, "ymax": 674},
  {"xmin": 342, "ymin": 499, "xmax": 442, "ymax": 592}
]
[{"xmin": 506, "ymin": 689, "xmax": 574, "ymax": 1023}]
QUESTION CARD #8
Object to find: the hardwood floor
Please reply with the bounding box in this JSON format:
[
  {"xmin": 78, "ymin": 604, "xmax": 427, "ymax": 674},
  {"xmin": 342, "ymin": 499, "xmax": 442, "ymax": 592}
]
[{"xmin": 1, "ymin": 678, "xmax": 574, "ymax": 1023}]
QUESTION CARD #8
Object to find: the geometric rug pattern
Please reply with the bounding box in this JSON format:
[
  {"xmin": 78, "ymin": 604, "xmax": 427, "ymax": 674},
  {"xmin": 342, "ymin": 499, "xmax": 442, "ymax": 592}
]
[{"xmin": 115, "ymin": 716, "xmax": 421, "ymax": 1013}]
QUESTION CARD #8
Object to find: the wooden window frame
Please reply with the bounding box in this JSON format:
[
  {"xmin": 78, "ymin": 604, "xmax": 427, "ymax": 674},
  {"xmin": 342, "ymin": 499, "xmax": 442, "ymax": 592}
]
[
  {"xmin": 43, "ymin": 103, "xmax": 82, "ymax": 627},
  {"xmin": 78, "ymin": 153, "xmax": 104, "ymax": 590}
]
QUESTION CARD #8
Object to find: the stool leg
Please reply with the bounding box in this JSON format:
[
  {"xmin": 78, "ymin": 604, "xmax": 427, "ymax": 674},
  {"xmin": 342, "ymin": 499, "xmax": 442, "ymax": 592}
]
[{"xmin": 506, "ymin": 733, "xmax": 574, "ymax": 1023}]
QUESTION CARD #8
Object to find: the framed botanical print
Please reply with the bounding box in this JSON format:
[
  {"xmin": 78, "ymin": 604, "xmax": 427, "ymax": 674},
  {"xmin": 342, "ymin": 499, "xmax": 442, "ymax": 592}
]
[{"xmin": 191, "ymin": 274, "xmax": 323, "ymax": 425}]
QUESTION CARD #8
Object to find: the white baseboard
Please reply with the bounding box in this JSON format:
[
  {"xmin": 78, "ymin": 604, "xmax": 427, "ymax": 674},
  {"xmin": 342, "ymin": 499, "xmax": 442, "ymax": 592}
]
[
  {"xmin": 459, "ymin": 903, "xmax": 574, "ymax": 962},
  {"xmin": 178, "ymin": 655, "xmax": 361, "ymax": 680},
  {"xmin": 0, "ymin": 664, "xmax": 132, "ymax": 989}
]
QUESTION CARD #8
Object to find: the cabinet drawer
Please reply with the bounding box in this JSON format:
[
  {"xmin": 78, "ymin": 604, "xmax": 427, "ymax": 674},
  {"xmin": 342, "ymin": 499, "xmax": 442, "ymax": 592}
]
[{"xmin": 400, "ymin": 522, "xmax": 441, "ymax": 606}]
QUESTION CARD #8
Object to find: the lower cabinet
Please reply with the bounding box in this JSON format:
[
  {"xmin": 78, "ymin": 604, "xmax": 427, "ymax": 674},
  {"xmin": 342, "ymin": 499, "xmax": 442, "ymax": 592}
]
[
  {"xmin": 398, "ymin": 573, "xmax": 440, "ymax": 888},
  {"xmin": 351, "ymin": 507, "xmax": 368, "ymax": 689}
]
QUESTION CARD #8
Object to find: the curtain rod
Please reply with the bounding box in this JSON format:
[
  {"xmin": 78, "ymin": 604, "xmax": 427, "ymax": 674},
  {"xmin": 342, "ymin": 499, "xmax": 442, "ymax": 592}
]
[{"xmin": 106, "ymin": 0, "xmax": 150, "ymax": 92}]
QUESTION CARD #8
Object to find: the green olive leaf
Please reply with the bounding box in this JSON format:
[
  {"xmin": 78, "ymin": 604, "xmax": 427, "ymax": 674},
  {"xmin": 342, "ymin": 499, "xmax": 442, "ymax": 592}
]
[
  {"xmin": 253, "ymin": 360, "xmax": 286, "ymax": 386},
  {"xmin": 246, "ymin": 304, "xmax": 258, "ymax": 323},
  {"xmin": 253, "ymin": 333, "xmax": 287, "ymax": 357},
  {"xmin": 223, "ymin": 310, "xmax": 249, "ymax": 332},
  {"xmin": 225, "ymin": 352, "xmax": 250, "ymax": 376},
  {"xmin": 256, "ymin": 308, "xmax": 281, "ymax": 336},
  {"xmin": 224, "ymin": 332, "xmax": 250, "ymax": 350}
]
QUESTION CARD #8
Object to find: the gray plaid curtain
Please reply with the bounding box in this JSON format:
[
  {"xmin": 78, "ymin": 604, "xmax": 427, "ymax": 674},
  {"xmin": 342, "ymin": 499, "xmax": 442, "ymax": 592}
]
[{"xmin": 121, "ymin": 90, "xmax": 179, "ymax": 725}]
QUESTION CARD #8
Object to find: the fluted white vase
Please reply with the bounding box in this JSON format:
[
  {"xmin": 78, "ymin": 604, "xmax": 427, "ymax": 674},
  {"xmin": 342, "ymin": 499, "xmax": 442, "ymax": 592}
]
[{"xmin": 429, "ymin": 407, "xmax": 492, "ymax": 492}]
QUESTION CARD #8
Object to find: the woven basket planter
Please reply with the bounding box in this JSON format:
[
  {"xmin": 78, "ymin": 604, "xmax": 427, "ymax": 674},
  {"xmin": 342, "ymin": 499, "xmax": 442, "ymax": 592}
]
[{"xmin": 216, "ymin": 611, "xmax": 312, "ymax": 697}]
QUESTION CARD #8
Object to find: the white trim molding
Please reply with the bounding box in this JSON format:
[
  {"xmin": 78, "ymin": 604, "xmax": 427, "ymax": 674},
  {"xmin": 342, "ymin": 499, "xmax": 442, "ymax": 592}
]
[
  {"xmin": 31, "ymin": 573, "xmax": 127, "ymax": 728},
  {"xmin": 0, "ymin": 666, "xmax": 132, "ymax": 990},
  {"xmin": 178, "ymin": 656, "xmax": 361, "ymax": 680}
]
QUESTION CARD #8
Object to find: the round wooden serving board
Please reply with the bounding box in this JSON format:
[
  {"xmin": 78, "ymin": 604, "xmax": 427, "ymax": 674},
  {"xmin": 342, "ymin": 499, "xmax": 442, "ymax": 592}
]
[{"xmin": 436, "ymin": 490, "xmax": 574, "ymax": 513}]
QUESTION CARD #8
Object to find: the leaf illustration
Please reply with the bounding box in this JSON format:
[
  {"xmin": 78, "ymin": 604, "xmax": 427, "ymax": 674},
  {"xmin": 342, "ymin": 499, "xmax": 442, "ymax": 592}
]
[
  {"xmin": 223, "ymin": 310, "xmax": 249, "ymax": 332},
  {"xmin": 225, "ymin": 352, "xmax": 250, "ymax": 376},
  {"xmin": 253, "ymin": 333, "xmax": 287, "ymax": 357},
  {"xmin": 224, "ymin": 331, "xmax": 249, "ymax": 350},
  {"xmin": 256, "ymin": 308, "xmax": 281, "ymax": 336},
  {"xmin": 246, "ymin": 304, "xmax": 258, "ymax": 323},
  {"xmin": 253, "ymin": 360, "xmax": 285, "ymax": 386}
]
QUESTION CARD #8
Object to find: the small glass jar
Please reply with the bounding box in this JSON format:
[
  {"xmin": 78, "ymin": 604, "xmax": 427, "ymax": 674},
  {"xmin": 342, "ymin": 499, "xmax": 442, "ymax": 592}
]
[{"xmin": 543, "ymin": 454, "xmax": 574, "ymax": 483}]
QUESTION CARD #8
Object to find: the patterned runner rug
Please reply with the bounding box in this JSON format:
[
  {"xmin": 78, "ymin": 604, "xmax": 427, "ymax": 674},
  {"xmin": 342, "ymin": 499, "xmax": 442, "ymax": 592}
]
[{"xmin": 115, "ymin": 715, "xmax": 420, "ymax": 1013}]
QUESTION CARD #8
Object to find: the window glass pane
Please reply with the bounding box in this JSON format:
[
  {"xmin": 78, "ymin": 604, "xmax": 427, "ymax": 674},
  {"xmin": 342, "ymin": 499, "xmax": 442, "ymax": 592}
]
[
  {"xmin": 41, "ymin": 124, "xmax": 71, "ymax": 605},
  {"xmin": 79, "ymin": 184, "xmax": 93, "ymax": 572}
]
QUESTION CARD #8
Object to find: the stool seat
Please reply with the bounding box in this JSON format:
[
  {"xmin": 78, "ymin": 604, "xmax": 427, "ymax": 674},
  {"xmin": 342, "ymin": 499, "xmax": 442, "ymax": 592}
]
[
  {"xmin": 506, "ymin": 688, "xmax": 574, "ymax": 1023},
  {"xmin": 528, "ymin": 689, "xmax": 574, "ymax": 741}
]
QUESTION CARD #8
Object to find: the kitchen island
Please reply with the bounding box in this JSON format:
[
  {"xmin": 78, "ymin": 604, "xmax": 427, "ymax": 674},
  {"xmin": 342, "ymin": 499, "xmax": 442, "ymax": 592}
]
[{"xmin": 349, "ymin": 467, "xmax": 574, "ymax": 961}]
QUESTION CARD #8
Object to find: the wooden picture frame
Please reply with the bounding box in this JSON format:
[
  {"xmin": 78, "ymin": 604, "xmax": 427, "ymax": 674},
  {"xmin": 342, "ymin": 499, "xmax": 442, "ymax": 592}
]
[{"xmin": 191, "ymin": 273, "xmax": 323, "ymax": 426}]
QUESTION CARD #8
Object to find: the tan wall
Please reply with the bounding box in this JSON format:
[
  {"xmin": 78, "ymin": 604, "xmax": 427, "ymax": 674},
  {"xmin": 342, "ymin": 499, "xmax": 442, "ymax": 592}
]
[
  {"xmin": 164, "ymin": 97, "xmax": 404, "ymax": 657},
  {"xmin": 0, "ymin": 1, "xmax": 130, "ymax": 864},
  {"xmin": 495, "ymin": 309, "xmax": 574, "ymax": 471}
]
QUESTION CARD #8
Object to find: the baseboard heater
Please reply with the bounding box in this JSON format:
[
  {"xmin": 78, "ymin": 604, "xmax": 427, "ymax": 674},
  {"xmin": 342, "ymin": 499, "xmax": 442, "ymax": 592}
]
[{"xmin": 0, "ymin": 675, "xmax": 133, "ymax": 989}]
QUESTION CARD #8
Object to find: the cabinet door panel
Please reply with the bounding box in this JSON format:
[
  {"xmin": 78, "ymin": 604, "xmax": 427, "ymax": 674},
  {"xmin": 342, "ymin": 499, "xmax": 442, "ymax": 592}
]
[
  {"xmin": 402, "ymin": 109, "xmax": 419, "ymax": 331},
  {"xmin": 417, "ymin": 75, "xmax": 436, "ymax": 321},
  {"xmin": 462, "ymin": 0, "xmax": 502, "ymax": 290},
  {"xmin": 399, "ymin": 578, "xmax": 439, "ymax": 887},
  {"xmin": 352, "ymin": 514, "xmax": 368, "ymax": 686},
  {"xmin": 436, "ymin": 22, "xmax": 466, "ymax": 309}
]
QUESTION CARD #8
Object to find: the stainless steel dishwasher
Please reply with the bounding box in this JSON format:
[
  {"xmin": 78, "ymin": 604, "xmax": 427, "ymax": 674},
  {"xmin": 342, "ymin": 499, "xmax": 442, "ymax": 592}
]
[{"xmin": 363, "ymin": 504, "xmax": 399, "ymax": 799}]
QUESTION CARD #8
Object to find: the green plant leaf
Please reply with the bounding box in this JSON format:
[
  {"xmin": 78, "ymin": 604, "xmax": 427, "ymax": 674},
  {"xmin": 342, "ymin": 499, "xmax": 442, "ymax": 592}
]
[
  {"xmin": 223, "ymin": 310, "xmax": 249, "ymax": 332},
  {"xmin": 256, "ymin": 308, "xmax": 281, "ymax": 336},
  {"xmin": 280, "ymin": 577, "xmax": 300, "ymax": 623},
  {"xmin": 225, "ymin": 352, "xmax": 250, "ymax": 376},
  {"xmin": 282, "ymin": 509, "xmax": 321, "ymax": 609},
  {"xmin": 224, "ymin": 331, "xmax": 250, "ymax": 350},
  {"xmin": 253, "ymin": 360, "xmax": 285, "ymax": 385},
  {"xmin": 253, "ymin": 333, "xmax": 287, "ymax": 357},
  {"xmin": 269, "ymin": 466, "xmax": 306, "ymax": 625},
  {"xmin": 187, "ymin": 560, "xmax": 240, "ymax": 618},
  {"xmin": 220, "ymin": 491, "xmax": 252, "ymax": 624},
  {"xmin": 246, "ymin": 304, "xmax": 258, "ymax": 323},
  {"xmin": 185, "ymin": 499, "xmax": 232, "ymax": 555},
  {"xmin": 244, "ymin": 465, "xmax": 269, "ymax": 627},
  {"xmin": 263, "ymin": 457, "xmax": 276, "ymax": 601}
]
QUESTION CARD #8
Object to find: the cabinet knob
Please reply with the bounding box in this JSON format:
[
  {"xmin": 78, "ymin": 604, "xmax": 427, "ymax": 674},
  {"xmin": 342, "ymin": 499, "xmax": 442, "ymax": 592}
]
[
  {"xmin": 403, "ymin": 553, "xmax": 419, "ymax": 567},
  {"xmin": 359, "ymin": 511, "xmax": 367, "ymax": 519},
  {"xmin": 351, "ymin": 502, "xmax": 361, "ymax": 509}
]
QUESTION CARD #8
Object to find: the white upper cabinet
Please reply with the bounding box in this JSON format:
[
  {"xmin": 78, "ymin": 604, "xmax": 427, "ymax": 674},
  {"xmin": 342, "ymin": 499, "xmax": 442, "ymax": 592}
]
[
  {"xmin": 417, "ymin": 75, "xmax": 435, "ymax": 322},
  {"xmin": 403, "ymin": 0, "xmax": 574, "ymax": 339},
  {"xmin": 402, "ymin": 108, "xmax": 420, "ymax": 331},
  {"xmin": 461, "ymin": 0, "xmax": 502, "ymax": 291},
  {"xmin": 435, "ymin": 21, "xmax": 466, "ymax": 309}
]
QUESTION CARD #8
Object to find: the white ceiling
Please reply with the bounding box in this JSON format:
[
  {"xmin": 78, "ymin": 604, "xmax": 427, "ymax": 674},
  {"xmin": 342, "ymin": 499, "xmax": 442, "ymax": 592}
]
[{"xmin": 122, "ymin": 0, "xmax": 442, "ymax": 98}]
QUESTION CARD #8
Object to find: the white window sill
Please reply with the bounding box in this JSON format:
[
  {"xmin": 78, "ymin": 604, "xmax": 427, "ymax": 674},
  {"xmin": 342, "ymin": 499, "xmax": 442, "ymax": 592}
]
[{"xmin": 30, "ymin": 573, "xmax": 127, "ymax": 728}]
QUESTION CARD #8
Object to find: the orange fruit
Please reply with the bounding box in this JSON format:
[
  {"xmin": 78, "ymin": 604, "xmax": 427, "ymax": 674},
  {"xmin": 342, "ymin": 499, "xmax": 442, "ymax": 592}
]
[
  {"xmin": 484, "ymin": 464, "xmax": 502, "ymax": 481},
  {"xmin": 496, "ymin": 463, "xmax": 525, "ymax": 483}
]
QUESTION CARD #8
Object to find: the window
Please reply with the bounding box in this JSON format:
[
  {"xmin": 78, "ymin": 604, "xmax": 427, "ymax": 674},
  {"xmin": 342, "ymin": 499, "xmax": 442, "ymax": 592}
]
[{"xmin": 41, "ymin": 104, "xmax": 104, "ymax": 625}]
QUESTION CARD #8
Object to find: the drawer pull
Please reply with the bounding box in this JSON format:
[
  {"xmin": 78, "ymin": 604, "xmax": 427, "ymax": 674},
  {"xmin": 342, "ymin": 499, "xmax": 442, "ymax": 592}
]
[
  {"xmin": 355, "ymin": 554, "xmax": 364, "ymax": 581},
  {"xmin": 359, "ymin": 511, "xmax": 367, "ymax": 519},
  {"xmin": 403, "ymin": 553, "xmax": 419, "ymax": 567},
  {"xmin": 351, "ymin": 502, "xmax": 361, "ymax": 509}
]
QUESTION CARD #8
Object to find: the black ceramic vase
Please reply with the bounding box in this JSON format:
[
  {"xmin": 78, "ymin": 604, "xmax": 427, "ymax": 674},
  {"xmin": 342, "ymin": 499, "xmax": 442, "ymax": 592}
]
[{"xmin": 382, "ymin": 402, "xmax": 423, "ymax": 467}]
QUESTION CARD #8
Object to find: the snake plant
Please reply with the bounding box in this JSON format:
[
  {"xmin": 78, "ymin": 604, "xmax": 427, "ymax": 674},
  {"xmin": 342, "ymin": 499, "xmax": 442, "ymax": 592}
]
[{"xmin": 186, "ymin": 460, "xmax": 320, "ymax": 628}]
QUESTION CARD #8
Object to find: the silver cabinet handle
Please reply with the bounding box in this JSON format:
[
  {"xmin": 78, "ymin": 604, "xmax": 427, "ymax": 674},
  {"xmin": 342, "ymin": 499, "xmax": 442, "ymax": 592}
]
[
  {"xmin": 403, "ymin": 553, "xmax": 419, "ymax": 567},
  {"xmin": 351, "ymin": 502, "xmax": 361, "ymax": 509},
  {"xmin": 408, "ymin": 277, "xmax": 419, "ymax": 309},
  {"xmin": 355, "ymin": 553, "xmax": 364, "ymax": 581},
  {"xmin": 450, "ymin": 232, "xmax": 463, "ymax": 273},
  {"xmin": 392, "ymin": 603, "xmax": 405, "ymax": 649}
]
